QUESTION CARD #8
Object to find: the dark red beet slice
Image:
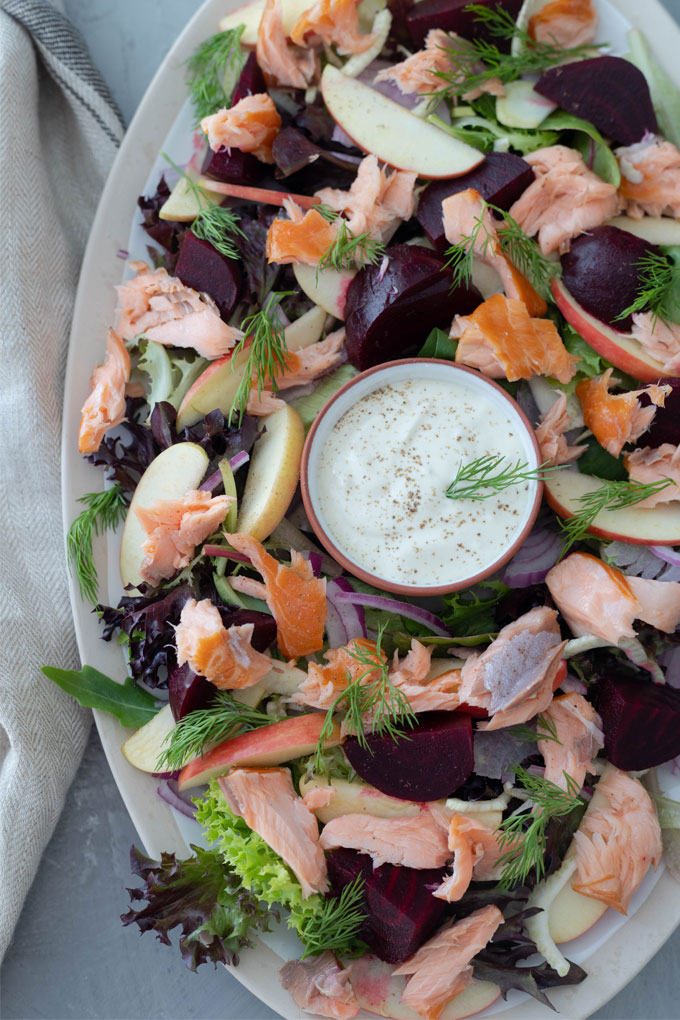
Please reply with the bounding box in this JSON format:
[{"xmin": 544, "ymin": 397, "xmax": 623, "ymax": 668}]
[
  {"xmin": 201, "ymin": 145, "xmax": 265, "ymax": 186},
  {"xmin": 407, "ymin": 0, "xmax": 523, "ymax": 49},
  {"xmin": 343, "ymin": 711, "xmax": 474, "ymax": 800},
  {"xmin": 344, "ymin": 244, "xmax": 480, "ymax": 370},
  {"xmin": 595, "ymin": 672, "xmax": 680, "ymax": 770},
  {"xmin": 175, "ymin": 230, "xmax": 243, "ymax": 321},
  {"xmin": 326, "ymin": 849, "xmax": 447, "ymax": 963},
  {"xmin": 417, "ymin": 152, "xmax": 534, "ymax": 251},
  {"xmin": 535, "ymin": 57, "xmax": 657, "ymax": 147},
  {"xmin": 168, "ymin": 663, "xmax": 215, "ymax": 721},
  {"xmin": 232, "ymin": 51, "xmax": 267, "ymax": 104},
  {"xmin": 642, "ymin": 378, "xmax": 680, "ymax": 447},
  {"xmin": 221, "ymin": 608, "xmax": 277, "ymax": 652},
  {"xmin": 560, "ymin": 226, "xmax": 663, "ymax": 330}
]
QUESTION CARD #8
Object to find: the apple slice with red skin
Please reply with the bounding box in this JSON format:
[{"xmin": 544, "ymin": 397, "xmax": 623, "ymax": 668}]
[
  {"xmin": 178, "ymin": 713, "xmax": 342, "ymax": 790},
  {"xmin": 196, "ymin": 178, "xmax": 321, "ymax": 210},
  {"xmin": 551, "ymin": 276, "xmax": 678, "ymax": 383}
]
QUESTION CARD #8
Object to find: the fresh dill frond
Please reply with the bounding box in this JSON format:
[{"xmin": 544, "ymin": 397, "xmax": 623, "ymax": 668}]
[
  {"xmin": 186, "ymin": 26, "xmax": 245, "ymax": 125},
  {"xmin": 157, "ymin": 691, "xmax": 277, "ymax": 771},
  {"xmin": 497, "ymin": 765, "xmax": 583, "ymax": 889},
  {"xmin": 559, "ymin": 478, "xmax": 677, "ymax": 558},
  {"xmin": 67, "ymin": 485, "xmax": 128, "ymax": 604},
  {"xmin": 615, "ymin": 250, "xmax": 680, "ymax": 326},
  {"xmin": 300, "ymin": 875, "xmax": 367, "ymax": 959},
  {"xmin": 317, "ymin": 220, "xmax": 386, "ymax": 275},
  {"xmin": 314, "ymin": 625, "xmax": 417, "ymax": 769},
  {"xmin": 161, "ymin": 150, "xmax": 244, "ymax": 259},
  {"xmin": 445, "ymin": 455, "xmax": 566, "ymax": 501},
  {"xmin": 315, "ymin": 202, "xmax": 340, "ymax": 222},
  {"xmin": 229, "ymin": 292, "xmax": 292, "ymax": 424},
  {"xmin": 511, "ymin": 714, "xmax": 562, "ymax": 745}
]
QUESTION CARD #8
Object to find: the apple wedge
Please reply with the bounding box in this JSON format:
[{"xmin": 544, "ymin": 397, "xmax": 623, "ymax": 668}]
[
  {"xmin": 321, "ymin": 65, "xmax": 485, "ymax": 179},
  {"xmin": 119, "ymin": 442, "xmax": 209, "ymax": 588},
  {"xmin": 606, "ymin": 215, "xmax": 680, "ymax": 247},
  {"xmin": 544, "ymin": 469, "xmax": 680, "ymax": 544},
  {"xmin": 552, "ymin": 276, "xmax": 677, "ymax": 382},
  {"xmin": 293, "ymin": 264, "xmax": 356, "ymax": 320},
  {"xmin": 178, "ymin": 713, "xmax": 342, "ymax": 790},
  {"xmin": 121, "ymin": 704, "xmax": 177, "ymax": 773},
  {"xmin": 236, "ymin": 404, "xmax": 306, "ymax": 539},
  {"xmin": 159, "ymin": 165, "xmax": 224, "ymax": 222}
]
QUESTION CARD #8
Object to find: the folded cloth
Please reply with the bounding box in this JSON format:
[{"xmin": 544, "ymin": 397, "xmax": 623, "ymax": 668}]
[{"xmin": 0, "ymin": 0, "xmax": 123, "ymax": 960}]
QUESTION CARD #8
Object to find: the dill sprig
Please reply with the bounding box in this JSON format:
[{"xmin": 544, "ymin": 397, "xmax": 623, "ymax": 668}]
[
  {"xmin": 315, "ymin": 626, "xmax": 417, "ymax": 769},
  {"xmin": 511, "ymin": 714, "xmax": 562, "ymax": 745},
  {"xmin": 317, "ymin": 220, "xmax": 386, "ymax": 275},
  {"xmin": 186, "ymin": 26, "xmax": 245, "ymax": 125},
  {"xmin": 614, "ymin": 250, "xmax": 680, "ymax": 326},
  {"xmin": 67, "ymin": 485, "xmax": 128, "ymax": 604},
  {"xmin": 161, "ymin": 151, "xmax": 244, "ymax": 259},
  {"xmin": 497, "ymin": 765, "xmax": 583, "ymax": 890},
  {"xmin": 157, "ymin": 691, "xmax": 277, "ymax": 771},
  {"xmin": 315, "ymin": 202, "xmax": 340, "ymax": 222},
  {"xmin": 559, "ymin": 477, "xmax": 677, "ymax": 558},
  {"xmin": 300, "ymin": 875, "xmax": 367, "ymax": 959},
  {"xmin": 229, "ymin": 292, "xmax": 292, "ymax": 424},
  {"xmin": 445, "ymin": 455, "xmax": 566, "ymax": 501}
]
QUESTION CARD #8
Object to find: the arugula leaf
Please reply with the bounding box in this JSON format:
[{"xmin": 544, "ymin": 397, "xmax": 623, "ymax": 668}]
[
  {"xmin": 628, "ymin": 28, "xmax": 680, "ymax": 150},
  {"xmin": 429, "ymin": 110, "xmax": 559, "ymax": 157},
  {"xmin": 41, "ymin": 665, "xmax": 157, "ymax": 728},
  {"xmin": 542, "ymin": 111, "xmax": 620, "ymax": 186},
  {"xmin": 418, "ymin": 327, "xmax": 458, "ymax": 360},
  {"xmin": 576, "ymin": 434, "xmax": 628, "ymax": 482},
  {"xmin": 559, "ymin": 324, "xmax": 608, "ymax": 378},
  {"xmin": 443, "ymin": 580, "xmax": 509, "ymax": 638}
]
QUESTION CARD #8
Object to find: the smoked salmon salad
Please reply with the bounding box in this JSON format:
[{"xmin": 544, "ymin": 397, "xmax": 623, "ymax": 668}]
[{"xmin": 45, "ymin": 0, "xmax": 680, "ymax": 1016}]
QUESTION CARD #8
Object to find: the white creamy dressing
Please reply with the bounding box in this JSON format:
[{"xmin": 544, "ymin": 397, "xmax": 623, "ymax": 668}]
[{"xmin": 314, "ymin": 376, "xmax": 535, "ymax": 587}]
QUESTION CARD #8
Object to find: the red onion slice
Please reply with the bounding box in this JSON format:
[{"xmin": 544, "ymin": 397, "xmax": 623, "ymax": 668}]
[
  {"xmin": 203, "ymin": 546, "xmax": 251, "ymax": 563},
  {"xmin": 332, "ymin": 590, "xmax": 453, "ymax": 637},
  {"xmin": 157, "ymin": 779, "xmax": 196, "ymax": 819},
  {"xmin": 650, "ymin": 545, "xmax": 680, "ymax": 568},
  {"xmin": 327, "ymin": 578, "xmax": 367, "ymax": 643},
  {"xmin": 500, "ymin": 521, "xmax": 562, "ymax": 588},
  {"xmin": 230, "ymin": 450, "xmax": 250, "ymax": 473}
]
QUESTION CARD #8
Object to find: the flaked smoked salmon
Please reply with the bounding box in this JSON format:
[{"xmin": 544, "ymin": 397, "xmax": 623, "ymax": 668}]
[
  {"xmin": 375, "ymin": 29, "xmax": 504, "ymax": 100},
  {"xmin": 433, "ymin": 814, "xmax": 503, "ymax": 902},
  {"xmin": 246, "ymin": 329, "xmax": 346, "ymax": 414},
  {"xmin": 535, "ymin": 392, "xmax": 587, "ymax": 466},
  {"xmin": 538, "ymin": 692, "xmax": 604, "ymax": 792},
  {"xmin": 388, "ymin": 641, "xmax": 461, "ymax": 713},
  {"xmin": 266, "ymin": 204, "xmax": 339, "ymax": 266},
  {"xmin": 318, "ymin": 813, "xmax": 450, "ymax": 869},
  {"xmin": 315, "ymin": 155, "xmax": 416, "ymax": 243},
  {"xmin": 220, "ymin": 767, "xmax": 328, "ymax": 897},
  {"xmin": 572, "ymin": 764, "xmax": 662, "ymax": 913},
  {"xmin": 392, "ymin": 905, "xmax": 503, "ymax": 1020},
  {"xmin": 457, "ymin": 607, "xmax": 567, "ymax": 731},
  {"xmin": 546, "ymin": 552, "xmax": 680, "ymax": 643},
  {"xmin": 226, "ymin": 532, "xmax": 327, "ymax": 658},
  {"xmin": 116, "ymin": 261, "xmax": 242, "ymax": 359},
  {"xmin": 528, "ymin": 0, "xmax": 598, "ymax": 48},
  {"xmin": 174, "ymin": 598, "xmax": 272, "ymax": 689},
  {"xmin": 451, "ymin": 293, "xmax": 579, "ymax": 384},
  {"xmin": 302, "ymin": 785, "xmax": 336, "ymax": 810},
  {"xmin": 135, "ymin": 490, "xmax": 232, "ymax": 586},
  {"xmin": 291, "ymin": 0, "xmax": 376, "ymax": 54},
  {"xmin": 201, "ymin": 93, "xmax": 281, "ymax": 162},
  {"xmin": 624, "ymin": 444, "xmax": 680, "ymax": 505},
  {"xmin": 631, "ymin": 313, "xmax": 680, "ymax": 373},
  {"xmin": 257, "ymin": 0, "xmax": 318, "ymax": 89},
  {"xmin": 78, "ymin": 328, "xmax": 130, "ymax": 455},
  {"xmin": 575, "ymin": 369, "xmax": 671, "ymax": 458},
  {"xmin": 281, "ymin": 952, "xmax": 359, "ymax": 1020},
  {"xmin": 617, "ymin": 134, "xmax": 680, "ymax": 219},
  {"xmin": 509, "ymin": 145, "xmax": 621, "ymax": 255},
  {"xmin": 292, "ymin": 638, "xmax": 383, "ymax": 710}
]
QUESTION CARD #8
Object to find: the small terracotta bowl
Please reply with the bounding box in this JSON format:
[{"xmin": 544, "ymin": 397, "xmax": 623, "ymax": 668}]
[{"xmin": 300, "ymin": 358, "xmax": 543, "ymax": 595}]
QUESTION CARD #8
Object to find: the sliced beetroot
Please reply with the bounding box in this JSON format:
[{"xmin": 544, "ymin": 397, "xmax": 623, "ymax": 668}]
[
  {"xmin": 201, "ymin": 145, "xmax": 265, "ymax": 186},
  {"xmin": 231, "ymin": 51, "xmax": 267, "ymax": 105},
  {"xmin": 536, "ymin": 57, "xmax": 657, "ymax": 147},
  {"xmin": 343, "ymin": 711, "xmax": 474, "ymax": 800},
  {"xmin": 326, "ymin": 849, "xmax": 447, "ymax": 963},
  {"xmin": 168, "ymin": 663, "xmax": 215, "ymax": 721},
  {"xmin": 406, "ymin": 0, "xmax": 523, "ymax": 49},
  {"xmin": 595, "ymin": 672, "xmax": 680, "ymax": 770},
  {"xmin": 417, "ymin": 152, "xmax": 534, "ymax": 251},
  {"xmin": 560, "ymin": 226, "xmax": 663, "ymax": 330},
  {"xmin": 642, "ymin": 378, "xmax": 680, "ymax": 447},
  {"xmin": 272, "ymin": 126, "xmax": 362, "ymax": 179},
  {"xmin": 220, "ymin": 608, "xmax": 277, "ymax": 652},
  {"xmin": 175, "ymin": 230, "xmax": 243, "ymax": 321},
  {"xmin": 345, "ymin": 244, "xmax": 480, "ymax": 370}
]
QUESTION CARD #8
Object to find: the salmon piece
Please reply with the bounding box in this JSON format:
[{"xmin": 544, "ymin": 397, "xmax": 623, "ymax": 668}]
[
  {"xmin": 624, "ymin": 444, "xmax": 680, "ymax": 505},
  {"xmin": 457, "ymin": 607, "xmax": 567, "ymax": 731},
  {"xmin": 281, "ymin": 952, "xmax": 359, "ymax": 1020},
  {"xmin": 528, "ymin": 0, "xmax": 598, "ymax": 48},
  {"xmin": 617, "ymin": 135, "xmax": 680, "ymax": 220},
  {"xmin": 201, "ymin": 93, "xmax": 281, "ymax": 163},
  {"xmin": 433, "ymin": 815, "xmax": 503, "ymax": 902},
  {"xmin": 226, "ymin": 532, "xmax": 327, "ymax": 659},
  {"xmin": 393, "ymin": 905, "xmax": 503, "ymax": 1020},
  {"xmin": 388, "ymin": 641, "xmax": 461, "ymax": 713},
  {"xmin": 220, "ymin": 767, "xmax": 328, "ymax": 897},
  {"xmin": 257, "ymin": 0, "xmax": 318, "ymax": 89},
  {"xmin": 246, "ymin": 389, "xmax": 287, "ymax": 416},
  {"xmin": 302, "ymin": 785, "xmax": 336, "ymax": 810},
  {"xmin": 135, "ymin": 490, "xmax": 233, "ymax": 586},
  {"xmin": 266, "ymin": 205, "xmax": 339, "ymax": 266},
  {"xmin": 116, "ymin": 261, "xmax": 241, "ymax": 359},
  {"xmin": 451, "ymin": 293, "xmax": 579, "ymax": 384},
  {"xmin": 576, "ymin": 368, "xmax": 671, "ymax": 458},
  {"xmin": 246, "ymin": 329, "xmax": 346, "ymax": 415},
  {"xmin": 318, "ymin": 813, "xmax": 450, "ymax": 869},
  {"xmin": 174, "ymin": 598, "xmax": 272, "ymax": 689},
  {"xmin": 546, "ymin": 551, "xmax": 680, "ymax": 643},
  {"xmin": 78, "ymin": 328, "xmax": 130, "ymax": 454},
  {"xmin": 535, "ymin": 392, "xmax": 587, "ymax": 466},
  {"xmin": 315, "ymin": 154, "xmax": 417, "ymax": 243},
  {"xmin": 292, "ymin": 638, "xmax": 383, "ymax": 710},
  {"xmin": 538, "ymin": 692, "xmax": 603, "ymax": 792},
  {"xmin": 630, "ymin": 313, "xmax": 680, "ymax": 373},
  {"xmin": 442, "ymin": 188, "xmax": 547, "ymax": 317},
  {"xmin": 572, "ymin": 764, "xmax": 662, "ymax": 914},
  {"xmin": 291, "ymin": 0, "xmax": 376, "ymax": 54},
  {"xmin": 375, "ymin": 29, "xmax": 504, "ymax": 100},
  {"xmin": 509, "ymin": 145, "xmax": 621, "ymax": 255}
]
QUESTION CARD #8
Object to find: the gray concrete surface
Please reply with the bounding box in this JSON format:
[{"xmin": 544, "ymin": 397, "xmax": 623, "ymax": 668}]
[{"xmin": 3, "ymin": 1, "xmax": 680, "ymax": 1017}]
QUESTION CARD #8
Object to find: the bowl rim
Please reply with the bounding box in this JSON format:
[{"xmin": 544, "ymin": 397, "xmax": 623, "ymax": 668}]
[{"xmin": 300, "ymin": 357, "xmax": 544, "ymax": 596}]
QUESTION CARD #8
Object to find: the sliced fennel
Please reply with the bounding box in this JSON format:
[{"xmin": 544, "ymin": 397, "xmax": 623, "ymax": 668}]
[{"xmin": 526, "ymin": 857, "xmax": 578, "ymax": 977}]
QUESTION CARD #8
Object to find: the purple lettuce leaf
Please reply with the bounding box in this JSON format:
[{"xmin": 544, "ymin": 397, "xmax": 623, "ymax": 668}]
[
  {"xmin": 87, "ymin": 397, "xmax": 160, "ymax": 495},
  {"xmin": 137, "ymin": 175, "xmax": 188, "ymax": 272}
]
